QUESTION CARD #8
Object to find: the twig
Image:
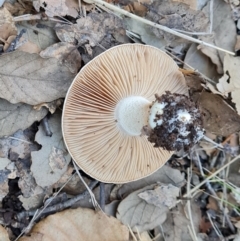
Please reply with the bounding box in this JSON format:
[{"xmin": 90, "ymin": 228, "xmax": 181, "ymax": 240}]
[
  {"xmin": 83, "ymin": 0, "xmax": 235, "ymax": 55},
  {"xmin": 100, "ymin": 182, "xmax": 105, "ymax": 211},
  {"xmin": 72, "ymin": 161, "xmax": 101, "ymax": 210},
  {"xmin": 183, "ymin": 154, "xmax": 240, "ymax": 199},
  {"xmin": 207, "ymin": 211, "xmax": 223, "ymax": 237},
  {"xmin": 7, "ymin": 136, "xmax": 32, "ymax": 144},
  {"xmin": 42, "ymin": 116, "xmax": 53, "ymax": 137},
  {"xmin": 5, "ymin": 29, "xmax": 26, "ymax": 53},
  {"xmin": 16, "ymin": 180, "xmax": 98, "ymax": 222},
  {"xmin": 186, "ymin": 168, "xmax": 198, "ymax": 241}
]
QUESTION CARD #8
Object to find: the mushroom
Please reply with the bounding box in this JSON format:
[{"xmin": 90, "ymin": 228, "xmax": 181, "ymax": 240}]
[{"xmin": 62, "ymin": 44, "xmax": 189, "ymax": 183}]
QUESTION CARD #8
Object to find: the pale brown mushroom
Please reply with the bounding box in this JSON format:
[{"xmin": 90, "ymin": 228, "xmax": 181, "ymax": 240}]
[{"xmin": 62, "ymin": 44, "xmax": 188, "ymax": 183}]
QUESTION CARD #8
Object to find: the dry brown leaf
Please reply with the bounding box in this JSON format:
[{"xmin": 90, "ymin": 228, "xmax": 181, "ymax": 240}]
[
  {"xmin": 217, "ymin": 55, "xmax": 240, "ymax": 114},
  {"xmin": 123, "ymin": 2, "xmax": 148, "ymax": 17},
  {"xmin": 117, "ymin": 185, "xmax": 168, "ymax": 232},
  {"xmin": 115, "ymin": 165, "xmax": 185, "ymax": 200},
  {"xmin": 203, "ymin": 0, "xmax": 236, "ymax": 62},
  {"xmin": 138, "ymin": 183, "xmax": 179, "ymax": 209},
  {"xmin": 55, "ymin": 12, "xmax": 125, "ymax": 48},
  {"xmin": 235, "ymin": 35, "xmax": 240, "ymax": 52},
  {"xmin": 19, "ymin": 208, "xmax": 129, "ymax": 241},
  {"xmin": 0, "ymin": 51, "xmax": 76, "ymax": 105},
  {"xmin": 146, "ymin": 1, "xmax": 209, "ymax": 44},
  {"xmin": 31, "ymin": 111, "xmax": 71, "ymax": 188},
  {"xmin": 0, "ymin": 7, "xmax": 17, "ymax": 42},
  {"xmin": 17, "ymin": 40, "xmax": 41, "ymax": 54},
  {"xmin": 198, "ymin": 90, "xmax": 240, "ymax": 136},
  {"xmin": 0, "ymin": 98, "xmax": 48, "ymax": 138},
  {"xmin": 173, "ymin": 0, "xmax": 207, "ymax": 9},
  {"xmin": 197, "ymin": 36, "xmax": 223, "ymax": 74},
  {"xmin": 40, "ymin": 42, "xmax": 81, "ymax": 74},
  {"xmin": 33, "ymin": 0, "xmax": 78, "ymax": 18},
  {"xmin": 4, "ymin": 1, "xmax": 33, "ymax": 16},
  {"xmin": 0, "ymin": 225, "xmax": 10, "ymax": 241},
  {"xmin": 206, "ymin": 196, "xmax": 219, "ymax": 211},
  {"xmin": 17, "ymin": 21, "xmax": 59, "ymax": 52}
]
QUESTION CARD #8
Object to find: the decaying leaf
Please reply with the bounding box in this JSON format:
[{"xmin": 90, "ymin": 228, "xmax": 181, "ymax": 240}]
[
  {"xmin": 19, "ymin": 208, "xmax": 129, "ymax": 241},
  {"xmin": 197, "ymin": 35, "xmax": 223, "ymax": 74},
  {"xmin": 16, "ymin": 21, "xmax": 59, "ymax": 52},
  {"xmin": 0, "ymin": 225, "xmax": 10, "ymax": 241},
  {"xmin": 146, "ymin": 0, "xmax": 209, "ymax": 44},
  {"xmin": 19, "ymin": 193, "xmax": 46, "ymax": 210},
  {"xmin": 40, "ymin": 42, "xmax": 81, "ymax": 74},
  {"xmin": 55, "ymin": 12, "xmax": 126, "ymax": 48},
  {"xmin": 198, "ymin": 90, "xmax": 240, "ymax": 136},
  {"xmin": 31, "ymin": 111, "xmax": 71, "ymax": 187},
  {"xmin": 216, "ymin": 55, "xmax": 240, "ymax": 114},
  {"xmin": 4, "ymin": 1, "xmax": 33, "ymax": 16},
  {"xmin": 202, "ymin": 0, "xmax": 236, "ymax": 62},
  {"xmin": 0, "ymin": 98, "xmax": 48, "ymax": 138},
  {"xmin": 33, "ymin": 0, "xmax": 79, "ymax": 18},
  {"xmin": 0, "ymin": 7, "xmax": 17, "ymax": 41},
  {"xmin": 0, "ymin": 51, "xmax": 76, "ymax": 105},
  {"xmin": 138, "ymin": 183, "xmax": 179, "ymax": 209},
  {"xmin": 117, "ymin": 185, "xmax": 169, "ymax": 232},
  {"xmin": 34, "ymin": 99, "xmax": 63, "ymax": 114},
  {"xmin": 115, "ymin": 165, "xmax": 185, "ymax": 199}
]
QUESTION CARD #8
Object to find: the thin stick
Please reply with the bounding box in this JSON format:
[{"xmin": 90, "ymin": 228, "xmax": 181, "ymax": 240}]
[
  {"xmin": 183, "ymin": 154, "xmax": 240, "ymax": 198},
  {"xmin": 84, "ymin": 0, "xmax": 235, "ymax": 55}
]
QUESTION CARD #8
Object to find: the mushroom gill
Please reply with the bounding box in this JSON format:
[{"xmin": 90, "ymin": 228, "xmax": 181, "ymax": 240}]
[{"xmin": 62, "ymin": 44, "xmax": 188, "ymax": 183}]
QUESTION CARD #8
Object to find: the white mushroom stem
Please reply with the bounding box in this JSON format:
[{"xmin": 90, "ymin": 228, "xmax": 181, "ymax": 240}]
[
  {"xmin": 114, "ymin": 96, "xmax": 151, "ymax": 136},
  {"xmin": 148, "ymin": 102, "xmax": 166, "ymax": 129}
]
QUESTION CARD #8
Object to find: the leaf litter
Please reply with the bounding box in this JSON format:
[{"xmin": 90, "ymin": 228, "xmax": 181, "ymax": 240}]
[{"xmin": 0, "ymin": 0, "xmax": 240, "ymax": 240}]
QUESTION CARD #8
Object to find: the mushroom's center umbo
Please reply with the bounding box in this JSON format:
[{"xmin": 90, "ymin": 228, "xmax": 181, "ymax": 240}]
[
  {"xmin": 114, "ymin": 96, "xmax": 151, "ymax": 136},
  {"xmin": 145, "ymin": 91, "xmax": 204, "ymax": 152}
]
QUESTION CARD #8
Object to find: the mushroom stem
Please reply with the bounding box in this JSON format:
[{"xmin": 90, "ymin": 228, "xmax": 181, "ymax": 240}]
[{"xmin": 114, "ymin": 96, "xmax": 151, "ymax": 136}]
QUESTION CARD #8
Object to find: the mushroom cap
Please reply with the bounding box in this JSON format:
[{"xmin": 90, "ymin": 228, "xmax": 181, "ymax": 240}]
[{"xmin": 62, "ymin": 44, "xmax": 188, "ymax": 183}]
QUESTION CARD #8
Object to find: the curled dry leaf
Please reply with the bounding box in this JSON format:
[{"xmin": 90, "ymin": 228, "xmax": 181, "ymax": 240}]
[
  {"xmin": 114, "ymin": 165, "xmax": 185, "ymax": 200},
  {"xmin": 31, "ymin": 111, "xmax": 71, "ymax": 188},
  {"xmin": 138, "ymin": 183, "xmax": 179, "ymax": 209},
  {"xmin": 40, "ymin": 42, "xmax": 81, "ymax": 74},
  {"xmin": 34, "ymin": 99, "xmax": 63, "ymax": 114},
  {"xmin": 0, "ymin": 7, "xmax": 17, "ymax": 41},
  {"xmin": 0, "ymin": 225, "xmax": 10, "ymax": 241},
  {"xmin": 198, "ymin": 90, "xmax": 240, "ymax": 136},
  {"xmin": 19, "ymin": 208, "xmax": 129, "ymax": 241},
  {"xmin": 217, "ymin": 55, "xmax": 240, "ymax": 114},
  {"xmin": 117, "ymin": 184, "xmax": 168, "ymax": 232},
  {"xmin": 33, "ymin": 0, "xmax": 79, "ymax": 18},
  {"xmin": 0, "ymin": 51, "xmax": 75, "ymax": 105},
  {"xmin": 0, "ymin": 98, "xmax": 48, "ymax": 138}
]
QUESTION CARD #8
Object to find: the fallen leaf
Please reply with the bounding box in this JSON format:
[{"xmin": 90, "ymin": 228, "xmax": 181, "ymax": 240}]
[
  {"xmin": 235, "ymin": 35, "xmax": 240, "ymax": 52},
  {"xmin": 16, "ymin": 21, "xmax": 59, "ymax": 51},
  {"xmin": 206, "ymin": 196, "xmax": 219, "ymax": 211},
  {"xmin": 55, "ymin": 12, "xmax": 125, "ymax": 48},
  {"xmin": 198, "ymin": 90, "xmax": 240, "ymax": 136},
  {"xmin": 117, "ymin": 185, "xmax": 168, "ymax": 232},
  {"xmin": 0, "ymin": 225, "xmax": 10, "ymax": 241},
  {"xmin": 33, "ymin": 99, "xmax": 63, "ymax": 114},
  {"xmin": 40, "ymin": 42, "xmax": 81, "ymax": 74},
  {"xmin": 116, "ymin": 165, "xmax": 185, "ymax": 199},
  {"xmin": 138, "ymin": 183, "xmax": 179, "ymax": 209},
  {"xmin": 146, "ymin": 1, "xmax": 209, "ymax": 44},
  {"xmin": 216, "ymin": 55, "xmax": 240, "ymax": 114},
  {"xmin": 4, "ymin": 1, "xmax": 33, "ymax": 16},
  {"xmin": 173, "ymin": 0, "xmax": 208, "ymax": 9},
  {"xmin": 0, "ymin": 51, "xmax": 76, "ymax": 105},
  {"xmin": 31, "ymin": 111, "xmax": 71, "ymax": 188},
  {"xmin": 202, "ymin": 0, "xmax": 236, "ymax": 62},
  {"xmin": 0, "ymin": 98, "xmax": 48, "ymax": 138},
  {"xmin": 0, "ymin": 7, "xmax": 17, "ymax": 41},
  {"xmin": 19, "ymin": 208, "xmax": 129, "ymax": 241},
  {"xmin": 197, "ymin": 35, "xmax": 223, "ymax": 74},
  {"xmin": 17, "ymin": 40, "xmax": 41, "ymax": 54},
  {"xmin": 19, "ymin": 193, "xmax": 45, "ymax": 210},
  {"xmin": 33, "ymin": 0, "xmax": 79, "ymax": 18},
  {"xmin": 184, "ymin": 43, "xmax": 220, "ymax": 80}
]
